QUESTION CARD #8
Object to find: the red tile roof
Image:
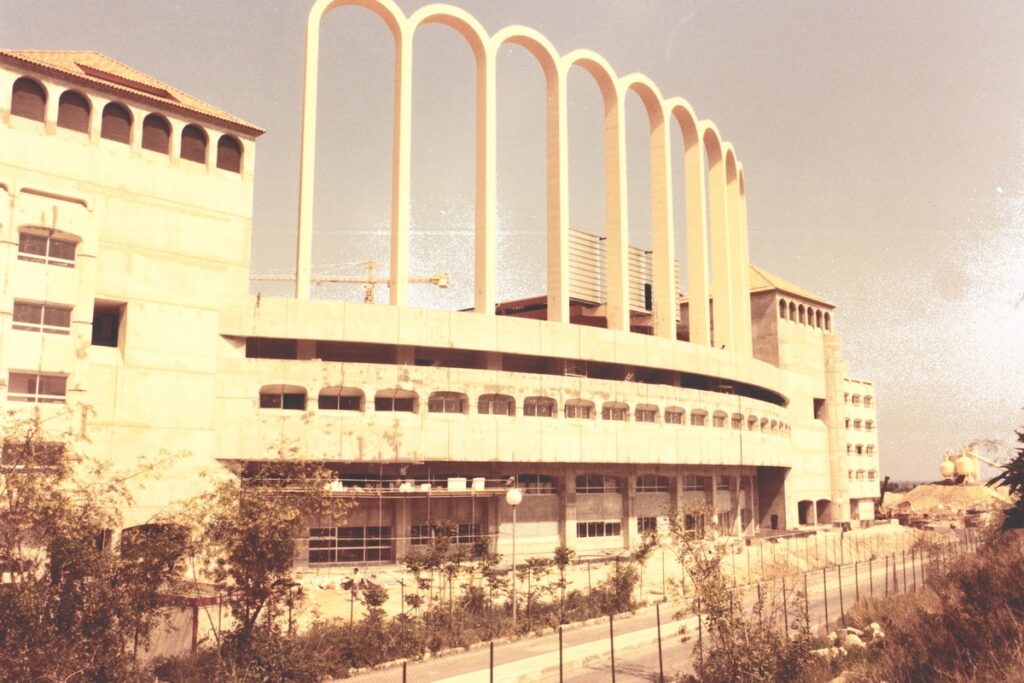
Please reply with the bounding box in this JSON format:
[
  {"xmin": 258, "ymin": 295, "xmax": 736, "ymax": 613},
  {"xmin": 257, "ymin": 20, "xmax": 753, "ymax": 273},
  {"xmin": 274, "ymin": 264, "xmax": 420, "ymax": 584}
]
[{"xmin": 1, "ymin": 50, "xmax": 263, "ymax": 136}]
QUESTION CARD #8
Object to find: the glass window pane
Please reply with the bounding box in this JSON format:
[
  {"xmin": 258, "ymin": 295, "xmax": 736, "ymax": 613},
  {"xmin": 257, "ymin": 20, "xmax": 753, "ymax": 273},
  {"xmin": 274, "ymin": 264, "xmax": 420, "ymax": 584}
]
[
  {"xmin": 13, "ymin": 302, "xmax": 42, "ymax": 325},
  {"xmin": 38, "ymin": 375, "xmax": 67, "ymax": 396},
  {"xmin": 282, "ymin": 393, "xmax": 305, "ymax": 410},
  {"xmin": 18, "ymin": 233, "xmax": 47, "ymax": 256},
  {"xmin": 44, "ymin": 306, "xmax": 71, "ymax": 328},
  {"xmin": 9, "ymin": 373, "xmax": 37, "ymax": 394},
  {"xmin": 259, "ymin": 393, "xmax": 282, "ymax": 409},
  {"xmin": 48, "ymin": 238, "xmax": 76, "ymax": 261}
]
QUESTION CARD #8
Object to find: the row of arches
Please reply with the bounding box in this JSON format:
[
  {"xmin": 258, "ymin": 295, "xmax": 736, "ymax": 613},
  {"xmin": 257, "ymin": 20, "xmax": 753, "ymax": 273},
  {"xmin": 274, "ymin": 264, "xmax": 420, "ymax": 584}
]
[
  {"xmin": 257, "ymin": 383, "xmax": 790, "ymax": 433},
  {"xmin": 9, "ymin": 76, "xmax": 243, "ymax": 172},
  {"xmin": 778, "ymin": 297, "xmax": 831, "ymax": 331},
  {"xmin": 295, "ymin": 0, "xmax": 753, "ymax": 355},
  {"xmin": 847, "ymin": 444, "xmax": 876, "ymax": 456},
  {"xmin": 845, "ymin": 418, "xmax": 875, "ymax": 431}
]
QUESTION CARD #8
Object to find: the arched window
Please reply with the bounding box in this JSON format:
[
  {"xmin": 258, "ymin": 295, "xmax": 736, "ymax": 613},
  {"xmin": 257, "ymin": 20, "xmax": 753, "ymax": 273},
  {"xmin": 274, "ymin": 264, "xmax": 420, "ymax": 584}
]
[
  {"xmin": 779, "ymin": 299, "xmax": 788, "ymax": 320},
  {"xmin": 318, "ymin": 387, "xmax": 363, "ymax": 411},
  {"xmin": 846, "ymin": 444, "xmax": 852, "ymax": 454},
  {"xmin": 856, "ymin": 470, "xmax": 865, "ymax": 481},
  {"xmin": 601, "ymin": 401, "xmax": 627, "ymax": 421},
  {"xmin": 665, "ymin": 407, "xmax": 685, "ymax": 424},
  {"xmin": 636, "ymin": 474, "xmax": 670, "ymax": 493},
  {"xmin": 11, "ymin": 77, "xmax": 46, "ymax": 121},
  {"xmin": 478, "ymin": 393, "xmax": 514, "ymax": 416},
  {"xmin": 523, "ymin": 396, "xmax": 556, "ymax": 417},
  {"xmin": 259, "ymin": 384, "xmax": 306, "ymax": 410},
  {"xmin": 101, "ymin": 102, "xmax": 132, "ymax": 143},
  {"xmin": 374, "ymin": 389, "xmax": 417, "ymax": 413},
  {"xmin": 141, "ymin": 113, "xmax": 170, "ymax": 153},
  {"xmin": 635, "ymin": 404, "xmax": 658, "ymax": 423},
  {"xmin": 748, "ymin": 415, "xmax": 759, "ymax": 431},
  {"xmin": 566, "ymin": 398, "xmax": 595, "ymax": 419},
  {"xmin": 690, "ymin": 409, "xmax": 708, "ymax": 427},
  {"xmin": 770, "ymin": 419, "xmax": 778, "ymax": 433},
  {"xmin": 760, "ymin": 417, "xmax": 769, "ymax": 432},
  {"xmin": 815, "ymin": 309, "xmax": 823, "ymax": 328},
  {"xmin": 863, "ymin": 395, "xmax": 873, "ymax": 407},
  {"xmin": 865, "ymin": 420, "xmax": 874, "ymax": 431},
  {"xmin": 853, "ymin": 419, "xmax": 862, "ymax": 430},
  {"xmin": 824, "ymin": 312, "xmax": 831, "ymax": 331},
  {"xmin": 788, "ymin": 302, "xmax": 796, "ymax": 321},
  {"xmin": 180, "ymin": 124, "xmax": 207, "ymax": 163},
  {"xmin": 730, "ymin": 413, "xmax": 743, "ymax": 429},
  {"xmin": 852, "ymin": 394, "xmax": 861, "ymax": 406},
  {"xmin": 57, "ymin": 90, "xmax": 90, "ymax": 133},
  {"xmin": 868, "ymin": 470, "xmax": 877, "ymax": 481},
  {"xmin": 217, "ymin": 134, "xmax": 243, "ymax": 172},
  {"xmin": 712, "ymin": 410, "xmax": 728, "ymax": 428},
  {"xmin": 798, "ymin": 304, "xmax": 806, "ymax": 324},
  {"xmin": 427, "ymin": 391, "xmax": 467, "ymax": 414}
]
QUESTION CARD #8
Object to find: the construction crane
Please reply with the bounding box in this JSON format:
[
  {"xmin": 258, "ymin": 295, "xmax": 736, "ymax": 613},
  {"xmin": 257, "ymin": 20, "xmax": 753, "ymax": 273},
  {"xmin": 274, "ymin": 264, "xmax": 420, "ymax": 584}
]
[{"xmin": 250, "ymin": 260, "xmax": 449, "ymax": 304}]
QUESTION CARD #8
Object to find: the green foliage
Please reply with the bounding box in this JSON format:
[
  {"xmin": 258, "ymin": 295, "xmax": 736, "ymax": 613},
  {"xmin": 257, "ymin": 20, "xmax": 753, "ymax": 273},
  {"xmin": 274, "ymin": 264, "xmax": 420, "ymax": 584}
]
[
  {"xmin": 198, "ymin": 460, "xmax": 347, "ymax": 643},
  {"xmin": 0, "ymin": 410, "xmax": 185, "ymax": 682},
  {"xmin": 989, "ymin": 429, "xmax": 1024, "ymax": 529}
]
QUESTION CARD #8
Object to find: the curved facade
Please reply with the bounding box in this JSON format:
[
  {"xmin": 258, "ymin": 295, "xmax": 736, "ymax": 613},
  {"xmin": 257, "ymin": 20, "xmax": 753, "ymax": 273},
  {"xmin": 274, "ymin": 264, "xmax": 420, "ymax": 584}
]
[{"xmin": 0, "ymin": 4, "xmax": 880, "ymax": 569}]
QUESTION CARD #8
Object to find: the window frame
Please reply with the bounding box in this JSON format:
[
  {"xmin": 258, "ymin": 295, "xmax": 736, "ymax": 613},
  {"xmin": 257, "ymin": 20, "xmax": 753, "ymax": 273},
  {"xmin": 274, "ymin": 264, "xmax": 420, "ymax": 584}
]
[
  {"xmin": 12, "ymin": 300, "xmax": 72, "ymax": 335},
  {"xmin": 523, "ymin": 396, "xmax": 556, "ymax": 418},
  {"xmin": 575, "ymin": 474, "xmax": 621, "ymax": 494},
  {"xmin": 478, "ymin": 393, "xmax": 515, "ymax": 416},
  {"xmin": 259, "ymin": 385, "xmax": 307, "ymax": 411},
  {"xmin": 17, "ymin": 231, "xmax": 77, "ymax": 267},
  {"xmin": 308, "ymin": 525, "xmax": 393, "ymax": 564},
  {"xmin": 427, "ymin": 391, "xmax": 468, "ymax": 415},
  {"xmin": 575, "ymin": 520, "xmax": 622, "ymax": 538},
  {"xmin": 636, "ymin": 474, "xmax": 670, "ymax": 493},
  {"xmin": 7, "ymin": 372, "xmax": 67, "ymax": 404}
]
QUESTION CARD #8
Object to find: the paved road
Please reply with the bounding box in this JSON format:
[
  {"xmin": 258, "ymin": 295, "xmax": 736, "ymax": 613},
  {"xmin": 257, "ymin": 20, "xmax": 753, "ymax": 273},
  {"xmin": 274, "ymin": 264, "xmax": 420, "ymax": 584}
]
[{"xmin": 345, "ymin": 537, "xmax": 969, "ymax": 683}]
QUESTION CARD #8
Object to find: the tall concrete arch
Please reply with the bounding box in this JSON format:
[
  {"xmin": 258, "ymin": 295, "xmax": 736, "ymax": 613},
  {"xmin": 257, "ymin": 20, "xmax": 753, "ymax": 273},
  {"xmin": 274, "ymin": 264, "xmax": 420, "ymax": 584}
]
[
  {"xmin": 619, "ymin": 74, "xmax": 675, "ymax": 339},
  {"xmin": 562, "ymin": 50, "xmax": 628, "ymax": 332},
  {"xmin": 408, "ymin": 6, "xmax": 493, "ymax": 313},
  {"xmin": 492, "ymin": 27, "xmax": 568, "ymax": 323},
  {"xmin": 297, "ymin": 0, "xmax": 407, "ymax": 301},
  {"xmin": 701, "ymin": 122, "xmax": 736, "ymax": 350},
  {"xmin": 666, "ymin": 98, "xmax": 710, "ymax": 347}
]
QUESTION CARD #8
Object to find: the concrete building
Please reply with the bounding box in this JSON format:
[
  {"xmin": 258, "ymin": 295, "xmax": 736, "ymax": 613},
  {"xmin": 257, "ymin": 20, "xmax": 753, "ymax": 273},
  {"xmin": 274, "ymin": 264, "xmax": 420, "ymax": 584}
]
[{"xmin": 1, "ymin": 1, "xmax": 881, "ymax": 570}]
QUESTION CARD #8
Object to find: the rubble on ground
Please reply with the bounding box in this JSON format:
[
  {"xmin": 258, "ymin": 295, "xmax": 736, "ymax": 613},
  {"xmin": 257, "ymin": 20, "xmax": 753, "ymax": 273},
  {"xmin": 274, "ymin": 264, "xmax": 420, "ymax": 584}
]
[{"xmin": 881, "ymin": 483, "xmax": 1011, "ymax": 528}]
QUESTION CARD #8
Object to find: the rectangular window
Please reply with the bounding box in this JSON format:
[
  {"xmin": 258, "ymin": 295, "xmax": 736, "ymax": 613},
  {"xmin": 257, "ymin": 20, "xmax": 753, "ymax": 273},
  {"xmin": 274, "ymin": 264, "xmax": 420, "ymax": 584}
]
[
  {"xmin": 511, "ymin": 474, "xmax": 558, "ymax": 494},
  {"xmin": 523, "ymin": 399, "xmax": 553, "ymax": 417},
  {"xmin": 682, "ymin": 475, "xmax": 707, "ymax": 492},
  {"xmin": 576, "ymin": 520, "xmax": 622, "ymax": 538},
  {"xmin": 813, "ymin": 398, "xmax": 826, "ymax": 420},
  {"xmin": 691, "ymin": 412, "xmax": 706, "ymax": 426},
  {"xmin": 636, "ymin": 474, "xmax": 669, "ymax": 493},
  {"xmin": 1, "ymin": 439, "xmax": 65, "ymax": 466},
  {"xmin": 637, "ymin": 517, "xmax": 659, "ymax": 534},
  {"xmin": 91, "ymin": 303, "xmax": 123, "ymax": 348},
  {"xmin": 8, "ymin": 372, "xmax": 67, "ymax": 403},
  {"xmin": 563, "ymin": 360, "xmax": 588, "ymax": 377},
  {"xmin": 683, "ymin": 513, "xmax": 706, "ymax": 536},
  {"xmin": 717, "ymin": 475, "xmax": 732, "ymax": 491},
  {"xmin": 246, "ymin": 337, "xmax": 298, "ymax": 360},
  {"xmin": 719, "ymin": 511, "xmax": 734, "ymax": 531},
  {"xmin": 575, "ymin": 475, "xmax": 620, "ymax": 494},
  {"xmin": 479, "ymin": 395, "xmax": 514, "ymax": 415},
  {"xmin": 731, "ymin": 415, "xmax": 743, "ymax": 429},
  {"xmin": 18, "ymin": 232, "xmax": 76, "ymax": 267},
  {"xmin": 665, "ymin": 411, "xmax": 684, "ymax": 424},
  {"xmin": 308, "ymin": 526, "xmax": 393, "ymax": 564},
  {"xmin": 13, "ymin": 301, "xmax": 72, "ymax": 334},
  {"xmin": 712, "ymin": 414, "xmax": 726, "ymax": 428},
  {"xmin": 428, "ymin": 395, "xmax": 465, "ymax": 413}
]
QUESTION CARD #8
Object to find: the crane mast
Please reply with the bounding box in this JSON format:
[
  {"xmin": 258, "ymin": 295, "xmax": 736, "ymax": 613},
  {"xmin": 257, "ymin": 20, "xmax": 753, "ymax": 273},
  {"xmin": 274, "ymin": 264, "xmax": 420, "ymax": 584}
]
[{"xmin": 250, "ymin": 260, "xmax": 449, "ymax": 303}]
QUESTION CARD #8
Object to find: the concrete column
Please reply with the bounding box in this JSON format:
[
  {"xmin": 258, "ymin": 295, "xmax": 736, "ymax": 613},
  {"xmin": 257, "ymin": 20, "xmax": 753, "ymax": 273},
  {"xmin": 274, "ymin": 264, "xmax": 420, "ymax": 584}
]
[
  {"xmin": 394, "ymin": 497, "xmax": 410, "ymax": 559},
  {"xmin": 547, "ymin": 62, "xmax": 570, "ymax": 324},
  {"xmin": 294, "ymin": 12, "xmax": 321, "ymax": 300},
  {"xmin": 43, "ymin": 86, "xmax": 58, "ymax": 135},
  {"xmin": 623, "ymin": 471, "xmax": 637, "ymax": 547},
  {"xmin": 561, "ymin": 468, "xmax": 577, "ymax": 546},
  {"xmin": 679, "ymin": 111, "xmax": 711, "ymax": 346},
  {"xmin": 725, "ymin": 152, "xmax": 749, "ymax": 356},
  {"xmin": 702, "ymin": 124, "xmax": 735, "ymax": 350},
  {"xmin": 605, "ymin": 86, "xmax": 630, "ymax": 332},
  {"xmin": 389, "ymin": 31, "xmax": 413, "ymax": 307},
  {"xmin": 474, "ymin": 45, "xmax": 496, "ymax": 314},
  {"xmin": 650, "ymin": 105, "xmax": 676, "ymax": 339},
  {"xmin": 736, "ymin": 165, "xmax": 753, "ymax": 354}
]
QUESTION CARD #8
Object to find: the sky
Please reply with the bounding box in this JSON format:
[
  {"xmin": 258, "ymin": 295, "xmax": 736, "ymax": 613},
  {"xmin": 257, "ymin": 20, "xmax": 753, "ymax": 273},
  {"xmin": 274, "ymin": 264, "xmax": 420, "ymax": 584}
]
[{"xmin": 4, "ymin": 0, "xmax": 1023, "ymax": 481}]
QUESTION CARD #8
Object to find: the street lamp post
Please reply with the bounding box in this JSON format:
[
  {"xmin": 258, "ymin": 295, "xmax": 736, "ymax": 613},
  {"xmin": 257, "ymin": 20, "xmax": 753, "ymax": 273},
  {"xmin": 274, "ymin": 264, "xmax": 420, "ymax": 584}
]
[{"xmin": 506, "ymin": 487, "xmax": 523, "ymax": 630}]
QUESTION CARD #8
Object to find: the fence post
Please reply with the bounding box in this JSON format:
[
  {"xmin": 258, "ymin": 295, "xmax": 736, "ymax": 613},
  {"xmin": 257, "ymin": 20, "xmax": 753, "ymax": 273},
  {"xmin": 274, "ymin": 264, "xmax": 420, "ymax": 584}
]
[
  {"xmin": 402, "ymin": 661, "xmax": 407, "ymax": 683},
  {"xmin": 892, "ymin": 553, "xmax": 899, "ymax": 593},
  {"xmin": 697, "ymin": 597, "xmax": 704, "ymax": 671},
  {"xmin": 823, "ymin": 567, "xmax": 829, "ymax": 628},
  {"xmin": 490, "ymin": 641, "xmax": 494, "ymax": 683},
  {"xmin": 869, "ymin": 557, "xmax": 873, "ymax": 596},
  {"xmin": 902, "ymin": 550, "xmax": 908, "ymax": 592},
  {"xmin": 558, "ymin": 625, "xmax": 564, "ymax": 683},
  {"xmin": 838, "ymin": 564, "xmax": 845, "ymax": 628},
  {"xmin": 854, "ymin": 561, "xmax": 860, "ymax": 602},
  {"xmin": 656, "ymin": 602, "xmax": 664, "ymax": 683},
  {"xmin": 782, "ymin": 575, "xmax": 789, "ymax": 633},
  {"xmin": 804, "ymin": 571, "xmax": 810, "ymax": 628},
  {"xmin": 609, "ymin": 613, "xmax": 616, "ymax": 683},
  {"xmin": 885, "ymin": 555, "xmax": 889, "ymax": 596}
]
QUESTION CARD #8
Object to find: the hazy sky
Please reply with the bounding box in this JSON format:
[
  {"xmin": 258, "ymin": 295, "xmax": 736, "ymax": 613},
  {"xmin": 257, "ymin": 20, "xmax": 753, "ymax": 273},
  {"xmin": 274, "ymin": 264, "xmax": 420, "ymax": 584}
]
[{"xmin": 5, "ymin": 1, "xmax": 1023, "ymax": 481}]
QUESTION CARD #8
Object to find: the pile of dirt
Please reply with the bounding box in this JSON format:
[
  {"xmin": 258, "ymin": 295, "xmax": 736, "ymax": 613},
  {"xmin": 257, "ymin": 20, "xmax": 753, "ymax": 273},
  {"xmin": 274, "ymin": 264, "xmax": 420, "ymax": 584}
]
[{"xmin": 883, "ymin": 483, "xmax": 1011, "ymax": 514}]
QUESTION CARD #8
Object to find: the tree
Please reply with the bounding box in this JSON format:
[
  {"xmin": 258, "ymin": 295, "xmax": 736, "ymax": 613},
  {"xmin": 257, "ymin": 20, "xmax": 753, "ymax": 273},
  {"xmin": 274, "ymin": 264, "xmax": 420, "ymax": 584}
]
[
  {"xmin": 552, "ymin": 545, "xmax": 576, "ymax": 623},
  {"xmin": 989, "ymin": 428, "xmax": 1024, "ymax": 530},
  {"xmin": 0, "ymin": 409, "xmax": 186, "ymax": 682},
  {"xmin": 198, "ymin": 460, "xmax": 347, "ymax": 645}
]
